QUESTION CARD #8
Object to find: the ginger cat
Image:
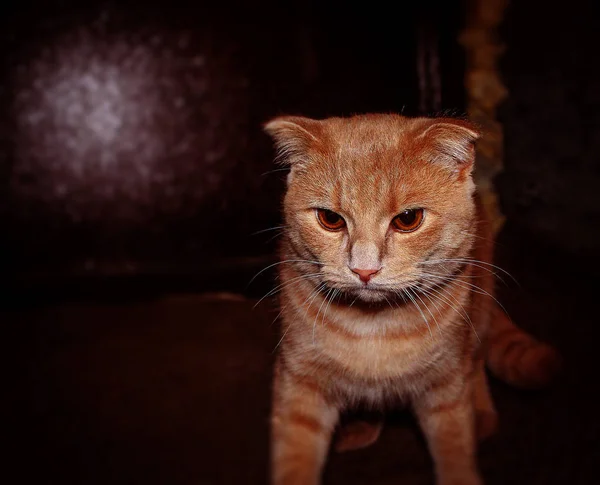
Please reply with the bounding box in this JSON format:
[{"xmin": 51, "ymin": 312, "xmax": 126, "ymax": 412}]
[{"xmin": 264, "ymin": 114, "xmax": 560, "ymax": 485}]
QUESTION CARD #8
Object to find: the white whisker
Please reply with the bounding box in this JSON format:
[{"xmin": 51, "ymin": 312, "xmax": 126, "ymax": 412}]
[
  {"xmin": 422, "ymin": 257, "xmax": 517, "ymax": 285},
  {"xmin": 420, "ymin": 272, "xmax": 511, "ymax": 320},
  {"xmin": 253, "ymin": 273, "xmax": 322, "ymax": 308},
  {"xmin": 418, "ymin": 280, "xmax": 480, "ymax": 342},
  {"xmin": 411, "ymin": 286, "xmax": 441, "ymax": 334},
  {"xmin": 274, "ymin": 281, "xmax": 326, "ymax": 352},
  {"xmin": 313, "ymin": 287, "xmax": 334, "ymax": 345},
  {"xmin": 395, "ymin": 289, "xmax": 424, "ymax": 336},
  {"xmin": 321, "ymin": 288, "xmax": 339, "ymax": 328},
  {"xmin": 382, "ymin": 294, "xmax": 394, "ymax": 311},
  {"xmin": 404, "ymin": 287, "xmax": 433, "ymax": 337},
  {"xmin": 251, "ymin": 225, "xmax": 287, "ymax": 236},
  {"xmin": 303, "ymin": 282, "xmax": 328, "ymax": 321},
  {"xmin": 247, "ymin": 258, "xmax": 322, "ymax": 287},
  {"xmin": 261, "ymin": 167, "xmax": 290, "ymax": 177}
]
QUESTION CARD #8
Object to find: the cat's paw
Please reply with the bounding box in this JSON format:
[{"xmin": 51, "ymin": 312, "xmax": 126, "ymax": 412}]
[{"xmin": 334, "ymin": 420, "xmax": 383, "ymax": 452}]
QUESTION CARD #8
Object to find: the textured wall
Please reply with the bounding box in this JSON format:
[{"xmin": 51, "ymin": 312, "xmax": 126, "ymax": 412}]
[
  {"xmin": 460, "ymin": 0, "xmax": 509, "ymax": 234},
  {"xmin": 0, "ymin": 0, "xmax": 466, "ymax": 285},
  {"xmin": 497, "ymin": 0, "xmax": 600, "ymax": 257}
]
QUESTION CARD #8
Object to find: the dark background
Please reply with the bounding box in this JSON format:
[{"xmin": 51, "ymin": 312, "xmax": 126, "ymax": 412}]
[
  {"xmin": 2, "ymin": 0, "xmax": 599, "ymax": 484},
  {"xmin": 1, "ymin": 0, "xmax": 464, "ymax": 300}
]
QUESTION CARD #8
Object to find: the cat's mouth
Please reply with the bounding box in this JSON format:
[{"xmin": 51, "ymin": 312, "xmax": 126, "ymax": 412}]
[
  {"xmin": 320, "ymin": 282, "xmax": 417, "ymax": 306},
  {"xmin": 317, "ymin": 267, "xmax": 461, "ymax": 307},
  {"xmin": 326, "ymin": 263, "xmax": 467, "ymax": 305}
]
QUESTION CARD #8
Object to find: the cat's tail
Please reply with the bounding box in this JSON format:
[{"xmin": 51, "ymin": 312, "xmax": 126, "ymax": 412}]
[{"xmin": 485, "ymin": 306, "xmax": 561, "ymax": 389}]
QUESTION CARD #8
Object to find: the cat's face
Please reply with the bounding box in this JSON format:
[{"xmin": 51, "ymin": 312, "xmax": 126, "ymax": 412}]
[{"xmin": 265, "ymin": 114, "xmax": 480, "ymax": 303}]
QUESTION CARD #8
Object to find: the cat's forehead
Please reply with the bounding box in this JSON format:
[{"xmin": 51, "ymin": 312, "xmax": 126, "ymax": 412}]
[
  {"xmin": 279, "ymin": 114, "xmax": 476, "ymax": 213},
  {"xmin": 325, "ymin": 115, "xmax": 415, "ymax": 152},
  {"xmin": 312, "ymin": 118, "xmax": 433, "ymax": 180},
  {"xmin": 299, "ymin": 143, "xmax": 446, "ymax": 214}
]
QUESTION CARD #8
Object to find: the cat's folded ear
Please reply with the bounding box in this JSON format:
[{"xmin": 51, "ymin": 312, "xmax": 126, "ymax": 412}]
[
  {"xmin": 263, "ymin": 116, "xmax": 323, "ymax": 166},
  {"xmin": 417, "ymin": 118, "xmax": 481, "ymax": 176}
]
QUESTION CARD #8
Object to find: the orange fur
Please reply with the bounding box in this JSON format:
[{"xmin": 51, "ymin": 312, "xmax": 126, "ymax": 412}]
[{"xmin": 264, "ymin": 114, "xmax": 560, "ymax": 485}]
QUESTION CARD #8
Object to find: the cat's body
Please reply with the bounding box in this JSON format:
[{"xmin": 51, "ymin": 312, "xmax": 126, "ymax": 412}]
[{"xmin": 264, "ymin": 114, "xmax": 559, "ymax": 485}]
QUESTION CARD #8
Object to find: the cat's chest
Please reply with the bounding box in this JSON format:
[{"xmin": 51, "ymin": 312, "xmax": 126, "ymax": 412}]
[
  {"xmin": 312, "ymin": 316, "xmax": 445, "ymax": 381},
  {"xmin": 305, "ymin": 326, "xmax": 449, "ymax": 405}
]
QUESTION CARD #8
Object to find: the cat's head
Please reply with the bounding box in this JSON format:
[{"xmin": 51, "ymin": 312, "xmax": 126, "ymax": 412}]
[{"xmin": 264, "ymin": 114, "xmax": 480, "ymax": 304}]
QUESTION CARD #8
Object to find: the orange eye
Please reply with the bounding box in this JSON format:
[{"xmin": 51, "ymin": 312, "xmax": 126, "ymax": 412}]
[
  {"xmin": 392, "ymin": 208, "xmax": 424, "ymax": 232},
  {"xmin": 316, "ymin": 209, "xmax": 346, "ymax": 231}
]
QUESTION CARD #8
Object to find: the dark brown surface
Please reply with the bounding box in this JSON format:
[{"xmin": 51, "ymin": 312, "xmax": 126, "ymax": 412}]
[
  {"xmin": 498, "ymin": 0, "xmax": 600, "ymax": 259},
  {"xmin": 4, "ymin": 224, "xmax": 599, "ymax": 485},
  {"xmin": 0, "ymin": 0, "xmax": 466, "ymax": 279}
]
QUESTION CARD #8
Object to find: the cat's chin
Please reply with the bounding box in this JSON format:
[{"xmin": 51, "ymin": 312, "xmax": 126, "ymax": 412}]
[
  {"xmin": 334, "ymin": 286, "xmax": 407, "ymax": 306},
  {"xmin": 352, "ymin": 288, "xmax": 390, "ymax": 303}
]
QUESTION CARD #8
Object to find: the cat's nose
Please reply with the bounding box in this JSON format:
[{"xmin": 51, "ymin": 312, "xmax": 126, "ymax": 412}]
[{"xmin": 350, "ymin": 267, "xmax": 380, "ymax": 283}]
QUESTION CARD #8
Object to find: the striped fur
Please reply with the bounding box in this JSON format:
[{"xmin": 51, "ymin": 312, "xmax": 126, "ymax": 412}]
[{"xmin": 264, "ymin": 114, "xmax": 560, "ymax": 485}]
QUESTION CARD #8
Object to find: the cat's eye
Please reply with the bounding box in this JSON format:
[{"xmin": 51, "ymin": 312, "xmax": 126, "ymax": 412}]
[
  {"xmin": 316, "ymin": 209, "xmax": 346, "ymax": 231},
  {"xmin": 392, "ymin": 208, "xmax": 424, "ymax": 232}
]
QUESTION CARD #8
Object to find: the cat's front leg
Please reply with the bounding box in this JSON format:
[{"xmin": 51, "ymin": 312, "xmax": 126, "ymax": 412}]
[
  {"xmin": 271, "ymin": 357, "xmax": 339, "ymax": 485},
  {"xmin": 412, "ymin": 374, "xmax": 482, "ymax": 485}
]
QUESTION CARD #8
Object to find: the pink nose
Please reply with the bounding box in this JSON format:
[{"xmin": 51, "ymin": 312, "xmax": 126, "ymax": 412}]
[{"xmin": 351, "ymin": 267, "xmax": 380, "ymax": 283}]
